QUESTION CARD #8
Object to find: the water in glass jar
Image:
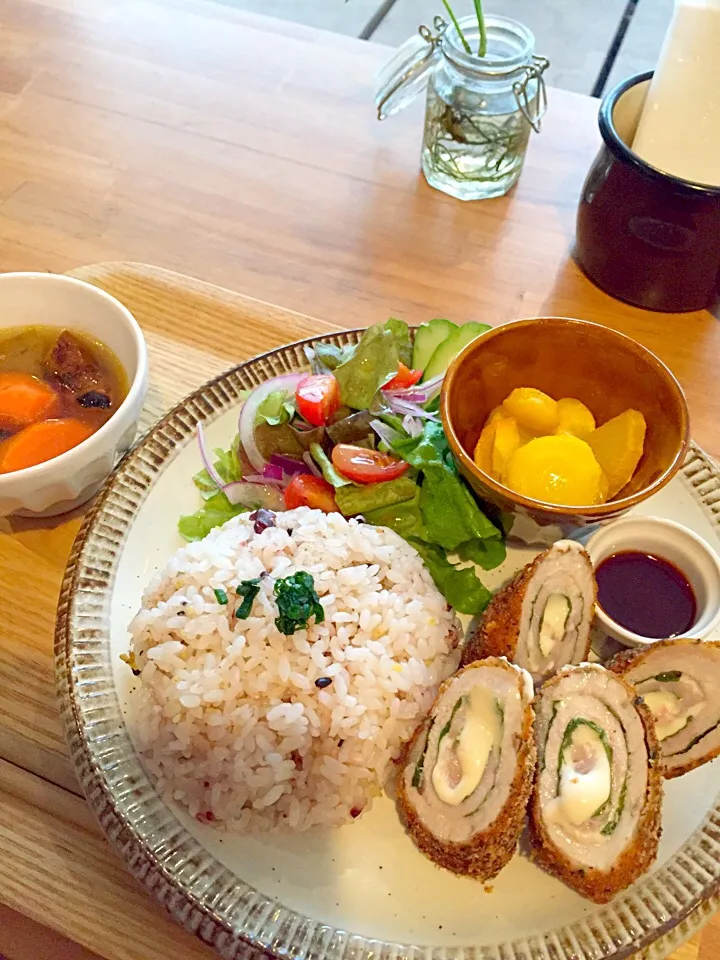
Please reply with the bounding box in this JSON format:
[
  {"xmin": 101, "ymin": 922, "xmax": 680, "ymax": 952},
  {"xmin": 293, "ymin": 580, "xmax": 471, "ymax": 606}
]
[{"xmin": 421, "ymin": 84, "xmax": 531, "ymax": 201}]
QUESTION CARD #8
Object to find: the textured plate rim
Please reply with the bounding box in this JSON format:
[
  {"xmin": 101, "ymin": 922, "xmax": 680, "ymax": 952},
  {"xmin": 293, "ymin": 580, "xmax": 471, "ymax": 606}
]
[{"xmin": 55, "ymin": 329, "xmax": 720, "ymax": 960}]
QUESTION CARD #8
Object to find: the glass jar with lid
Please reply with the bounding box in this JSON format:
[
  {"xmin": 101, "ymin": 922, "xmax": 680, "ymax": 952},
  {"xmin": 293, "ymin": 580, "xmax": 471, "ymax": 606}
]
[{"xmin": 376, "ymin": 15, "xmax": 549, "ymax": 201}]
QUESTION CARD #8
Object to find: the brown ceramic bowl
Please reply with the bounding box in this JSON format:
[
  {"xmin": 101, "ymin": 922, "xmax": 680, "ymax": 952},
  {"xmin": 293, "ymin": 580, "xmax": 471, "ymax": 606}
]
[{"xmin": 440, "ymin": 317, "xmax": 690, "ymax": 543}]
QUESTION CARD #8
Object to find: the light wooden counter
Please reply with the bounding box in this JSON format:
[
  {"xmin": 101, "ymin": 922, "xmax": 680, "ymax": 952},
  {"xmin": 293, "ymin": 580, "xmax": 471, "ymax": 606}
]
[{"xmin": 0, "ymin": 2, "xmax": 717, "ymax": 958}]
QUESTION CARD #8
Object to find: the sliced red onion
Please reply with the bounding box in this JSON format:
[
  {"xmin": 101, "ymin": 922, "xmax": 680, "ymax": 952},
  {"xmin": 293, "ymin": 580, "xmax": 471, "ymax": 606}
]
[
  {"xmin": 384, "ymin": 386, "xmax": 441, "ymax": 405},
  {"xmin": 384, "ymin": 374, "xmax": 443, "ymax": 395},
  {"xmin": 197, "ymin": 422, "xmax": 224, "ymax": 490},
  {"xmin": 223, "ymin": 481, "xmax": 285, "ymax": 510},
  {"xmin": 386, "ymin": 395, "xmax": 440, "ymax": 421},
  {"xmin": 402, "ymin": 414, "xmax": 423, "ymax": 438},
  {"xmin": 243, "ymin": 472, "xmax": 284, "ymax": 487},
  {"xmin": 303, "ymin": 451, "xmax": 322, "ymax": 478},
  {"xmin": 238, "ymin": 373, "xmax": 306, "ymax": 472},
  {"xmin": 262, "ymin": 462, "xmax": 284, "ymax": 482},
  {"xmin": 370, "ymin": 418, "xmax": 403, "ymax": 447},
  {"xmin": 383, "ymin": 372, "xmax": 444, "ymax": 405},
  {"xmin": 270, "ymin": 453, "xmax": 307, "ymax": 476}
]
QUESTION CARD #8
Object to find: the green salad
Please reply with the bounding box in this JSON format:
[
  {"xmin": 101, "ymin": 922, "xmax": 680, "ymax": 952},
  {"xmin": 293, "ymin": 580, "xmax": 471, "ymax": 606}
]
[{"xmin": 179, "ymin": 317, "xmax": 503, "ymax": 614}]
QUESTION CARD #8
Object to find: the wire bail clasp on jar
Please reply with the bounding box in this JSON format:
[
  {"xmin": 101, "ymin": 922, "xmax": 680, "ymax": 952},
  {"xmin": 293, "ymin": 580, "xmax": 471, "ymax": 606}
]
[
  {"xmin": 375, "ymin": 16, "xmax": 448, "ymax": 121},
  {"xmin": 513, "ymin": 56, "xmax": 550, "ymax": 133}
]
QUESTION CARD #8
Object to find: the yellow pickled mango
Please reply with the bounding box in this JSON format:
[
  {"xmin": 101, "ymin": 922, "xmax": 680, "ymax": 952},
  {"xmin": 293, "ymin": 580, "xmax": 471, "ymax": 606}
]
[
  {"xmin": 487, "ymin": 405, "xmax": 505, "ymax": 425},
  {"xmin": 473, "ymin": 419, "xmax": 498, "ymax": 476},
  {"xmin": 491, "ymin": 416, "xmax": 522, "ymax": 481},
  {"xmin": 486, "ymin": 403, "xmax": 534, "ymax": 442},
  {"xmin": 597, "ymin": 468, "xmax": 610, "ymax": 504},
  {"xmin": 586, "ymin": 409, "xmax": 646, "ymax": 498},
  {"xmin": 505, "ymin": 434, "xmax": 607, "ymax": 506},
  {"xmin": 555, "ymin": 397, "xmax": 596, "ymax": 440},
  {"xmin": 503, "ymin": 387, "xmax": 559, "ymax": 434}
]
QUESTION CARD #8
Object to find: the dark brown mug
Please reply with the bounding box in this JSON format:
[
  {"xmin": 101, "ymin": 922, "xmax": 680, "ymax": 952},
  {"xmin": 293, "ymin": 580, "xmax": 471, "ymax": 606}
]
[{"xmin": 575, "ymin": 71, "xmax": 720, "ymax": 313}]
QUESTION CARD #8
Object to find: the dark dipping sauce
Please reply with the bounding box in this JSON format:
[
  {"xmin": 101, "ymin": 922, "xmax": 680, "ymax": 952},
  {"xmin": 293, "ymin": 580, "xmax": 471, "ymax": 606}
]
[{"xmin": 596, "ymin": 551, "xmax": 696, "ymax": 639}]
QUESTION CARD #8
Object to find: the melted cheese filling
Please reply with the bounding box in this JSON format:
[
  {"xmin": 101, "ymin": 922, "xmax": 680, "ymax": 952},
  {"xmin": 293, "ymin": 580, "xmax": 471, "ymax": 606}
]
[
  {"xmin": 642, "ymin": 689, "xmax": 703, "ymax": 741},
  {"xmin": 551, "ymin": 724, "xmax": 611, "ymax": 828},
  {"xmin": 432, "ymin": 686, "xmax": 502, "ymax": 806},
  {"xmin": 539, "ymin": 594, "xmax": 570, "ymax": 657}
]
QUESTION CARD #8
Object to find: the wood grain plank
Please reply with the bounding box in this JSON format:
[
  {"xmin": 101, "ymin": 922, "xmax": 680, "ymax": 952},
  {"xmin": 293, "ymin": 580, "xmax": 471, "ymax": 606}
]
[
  {"xmin": 696, "ymin": 913, "xmax": 720, "ymax": 960},
  {"xmin": 671, "ymin": 937, "xmax": 699, "ymax": 960},
  {"xmin": 0, "ymin": 760, "xmax": 216, "ymax": 960},
  {"xmin": 0, "ymin": 903, "xmax": 102, "ymax": 960}
]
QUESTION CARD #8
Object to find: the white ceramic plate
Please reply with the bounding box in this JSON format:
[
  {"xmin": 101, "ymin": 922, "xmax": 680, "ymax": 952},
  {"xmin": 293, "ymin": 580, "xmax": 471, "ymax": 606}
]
[{"xmin": 56, "ymin": 330, "xmax": 720, "ymax": 960}]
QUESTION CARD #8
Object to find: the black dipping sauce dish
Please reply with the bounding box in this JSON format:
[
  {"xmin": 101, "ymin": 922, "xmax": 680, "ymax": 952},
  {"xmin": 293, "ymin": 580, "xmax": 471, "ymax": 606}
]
[{"xmin": 585, "ymin": 516, "xmax": 720, "ymax": 648}]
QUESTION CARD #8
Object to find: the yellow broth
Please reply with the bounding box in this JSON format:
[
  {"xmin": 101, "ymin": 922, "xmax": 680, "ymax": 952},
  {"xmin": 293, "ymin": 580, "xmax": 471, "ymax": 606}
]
[{"xmin": 0, "ymin": 325, "xmax": 128, "ymax": 471}]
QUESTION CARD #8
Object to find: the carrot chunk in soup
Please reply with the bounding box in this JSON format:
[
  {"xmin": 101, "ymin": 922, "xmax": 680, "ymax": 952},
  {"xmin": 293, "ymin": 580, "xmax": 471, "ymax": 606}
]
[
  {"xmin": 0, "ymin": 419, "xmax": 94, "ymax": 472},
  {"xmin": 0, "ymin": 372, "xmax": 58, "ymax": 428}
]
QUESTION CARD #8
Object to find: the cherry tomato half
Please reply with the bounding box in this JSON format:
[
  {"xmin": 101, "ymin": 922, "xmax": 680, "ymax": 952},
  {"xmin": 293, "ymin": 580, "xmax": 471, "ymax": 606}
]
[
  {"xmin": 284, "ymin": 474, "xmax": 339, "ymax": 513},
  {"xmin": 383, "ymin": 362, "xmax": 423, "ymax": 391},
  {"xmin": 295, "ymin": 374, "xmax": 340, "ymax": 426},
  {"xmin": 331, "ymin": 444, "xmax": 409, "ymax": 485}
]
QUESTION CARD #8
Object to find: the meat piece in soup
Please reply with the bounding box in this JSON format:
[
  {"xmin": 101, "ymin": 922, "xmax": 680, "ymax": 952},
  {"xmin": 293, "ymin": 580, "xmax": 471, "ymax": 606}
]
[
  {"xmin": 0, "ymin": 325, "xmax": 128, "ymax": 472},
  {"xmin": 45, "ymin": 330, "xmax": 111, "ymax": 399}
]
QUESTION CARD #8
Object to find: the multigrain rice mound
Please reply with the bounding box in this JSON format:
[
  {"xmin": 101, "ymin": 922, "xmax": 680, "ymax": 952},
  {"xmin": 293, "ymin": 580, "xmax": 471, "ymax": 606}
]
[{"xmin": 127, "ymin": 507, "xmax": 460, "ymax": 832}]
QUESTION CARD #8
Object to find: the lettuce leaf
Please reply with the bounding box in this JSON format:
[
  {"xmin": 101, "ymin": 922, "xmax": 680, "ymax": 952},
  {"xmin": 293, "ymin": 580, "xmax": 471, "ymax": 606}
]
[
  {"xmin": 192, "ymin": 467, "xmax": 220, "ymax": 500},
  {"xmin": 255, "ymin": 390, "xmax": 295, "ymax": 427},
  {"xmin": 390, "ymin": 421, "xmax": 501, "ymax": 549},
  {"xmin": 306, "ymin": 341, "xmax": 354, "ymax": 374},
  {"xmin": 391, "ymin": 420, "xmax": 449, "ymax": 468},
  {"xmin": 178, "ymin": 492, "xmax": 247, "ymax": 541},
  {"xmin": 363, "ymin": 495, "xmax": 504, "ymax": 570},
  {"xmin": 326, "ymin": 410, "xmax": 375, "ymax": 445},
  {"xmin": 384, "ymin": 317, "xmax": 413, "ymax": 366},
  {"xmin": 419, "ymin": 463, "xmax": 499, "ymax": 550},
  {"xmin": 254, "ymin": 421, "xmax": 325, "ymax": 460},
  {"xmin": 360, "ymin": 495, "xmax": 495, "ymax": 612},
  {"xmin": 334, "ymin": 325, "xmax": 399, "ymax": 410},
  {"xmin": 309, "ymin": 443, "xmax": 351, "ymax": 488},
  {"xmin": 213, "ymin": 442, "xmax": 243, "ymax": 483},
  {"xmin": 335, "ymin": 474, "xmax": 417, "ymax": 517},
  {"xmin": 311, "ymin": 319, "xmax": 412, "ymax": 393},
  {"xmin": 192, "ymin": 439, "xmax": 243, "ymax": 500},
  {"xmin": 409, "ymin": 539, "xmax": 493, "ymax": 615},
  {"xmin": 363, "ymin": 490, "xmax": 428, "ymax": 541},
  {"xmin": 456, "ymin": 537, "xmax": 506, "ymax": 570},
  {"xmin": 333, "ymin": 319, "xmax": 411, "ymax": 410}
]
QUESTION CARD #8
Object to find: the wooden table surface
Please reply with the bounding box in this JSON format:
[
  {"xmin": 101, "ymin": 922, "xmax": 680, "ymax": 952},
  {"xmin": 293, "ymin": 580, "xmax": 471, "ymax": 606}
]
[{"xmin": 0, "ymin": 1, "xmax": 718, "ymax": 959}]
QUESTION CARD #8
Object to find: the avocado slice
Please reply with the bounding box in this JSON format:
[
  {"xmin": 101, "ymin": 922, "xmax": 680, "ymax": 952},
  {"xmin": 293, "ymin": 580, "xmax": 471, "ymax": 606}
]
[
  {"xmin": 413, "ymin": 318, "xmax": 457, "ymax": 376},
  {"xmin": 423, "ymin": 321, "xmax": 492, "ymax": 381}
]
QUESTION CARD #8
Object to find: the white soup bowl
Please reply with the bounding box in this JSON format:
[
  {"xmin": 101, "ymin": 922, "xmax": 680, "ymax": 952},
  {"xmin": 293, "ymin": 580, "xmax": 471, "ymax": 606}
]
[{"xmin": 0, "ymin": 272, "xmax": 148, "ymax": 517}]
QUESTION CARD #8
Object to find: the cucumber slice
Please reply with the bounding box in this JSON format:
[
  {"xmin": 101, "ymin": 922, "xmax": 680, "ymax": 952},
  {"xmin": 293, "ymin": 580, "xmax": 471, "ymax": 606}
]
[
  {"xmin": 423, "ymin": 321, "xmax": 492, "ymax": 381},
  {"xmin": 413, "ymin": 318, "xmax": 457, "ymax": 375}
]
